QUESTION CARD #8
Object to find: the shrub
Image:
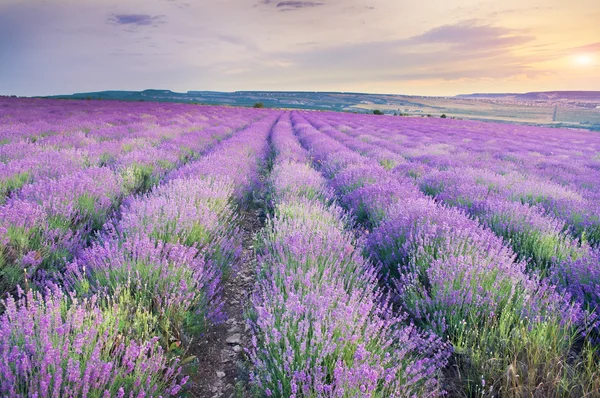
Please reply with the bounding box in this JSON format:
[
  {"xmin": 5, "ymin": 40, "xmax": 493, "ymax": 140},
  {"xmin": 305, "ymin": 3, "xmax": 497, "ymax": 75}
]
[
  {"xmin": 67, "ymin": 235, "xmax": 223, "ymax": 346},
  {"xmin": 0, "ymin": 288, "xmax": 187, "ymax": 397}
]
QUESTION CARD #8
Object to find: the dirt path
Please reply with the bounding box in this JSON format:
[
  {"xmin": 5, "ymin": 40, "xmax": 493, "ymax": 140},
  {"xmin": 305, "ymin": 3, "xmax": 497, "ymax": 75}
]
[{"xmin": 188, "ymin": 208, "xmax": 262, "ymax": 398}]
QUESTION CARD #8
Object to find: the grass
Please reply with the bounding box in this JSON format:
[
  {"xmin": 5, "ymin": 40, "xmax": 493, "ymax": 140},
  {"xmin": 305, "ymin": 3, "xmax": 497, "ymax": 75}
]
[
  {"xmin": 72, "ymin": 243, "xmax": 215, "ymax": 349},
  {"xmin": 485, "ymin": 211, "xmax": 584, "ymax": 274},
  {"xmin": 379, "ymin": 158, "xmax": 397, "ymax": 170},
  {"xmin": 0, "ymin": 172, "xmax": 31, "ymax": 201},
  {"xmin": 453, "ymin": 307, "xmax": 599, "ymax": 397},
  {"xmin": 122, "ymin": 163, "xmax": 159, "ymax": 194}
]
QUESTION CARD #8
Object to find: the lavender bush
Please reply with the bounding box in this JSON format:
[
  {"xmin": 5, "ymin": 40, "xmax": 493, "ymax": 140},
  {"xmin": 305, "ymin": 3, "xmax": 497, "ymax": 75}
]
[
  {"xmin": 0, "ymin": 287, "xmax": 187, "ymax": 397},
  {"xmin": 67, "ymin": 235, "xmax": 223, "ymax": 345}
]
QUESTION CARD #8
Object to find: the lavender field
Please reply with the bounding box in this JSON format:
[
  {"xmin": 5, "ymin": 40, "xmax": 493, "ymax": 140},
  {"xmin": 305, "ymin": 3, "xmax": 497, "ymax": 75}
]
[{"xmin": 1, "ymin": 97, "xmax": 600, "ymax": 397}]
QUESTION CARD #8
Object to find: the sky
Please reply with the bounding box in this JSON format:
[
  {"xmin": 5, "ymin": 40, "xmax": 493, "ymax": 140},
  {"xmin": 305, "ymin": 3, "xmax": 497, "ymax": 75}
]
[{"xmin": 0, "ymin": 0, "xmax": 599, "ymax": 96}]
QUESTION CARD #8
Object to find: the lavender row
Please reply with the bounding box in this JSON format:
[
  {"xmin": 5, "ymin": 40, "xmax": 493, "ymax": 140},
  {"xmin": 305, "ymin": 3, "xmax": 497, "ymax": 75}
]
[
  {"xmin": 0, "ymin": 120, "xmax": 246, "ymax": 300},
  {"xmin": 302, "ymin": 113, "xmax": 599, "ymax": 320},
  {"xmin": 319, "ymin": 112, "xmax": 600, "ymax": 200},
  {"xmin": 0, "ymin": 98, "xmax": 253, "ymax": 144},
  {"xmin": 310, "ymin": 115, "xmax": 600, "ymax": 316},
  {"xmin": 0, "ymin": 102, "xmax": 256, "ymax": 201},
  {"xmin": 66, "ymin": 179, "xmax": 233, "ymax": 345},
  {"xmin": 249, "ymin": 113, "xmax": 448, "ymax": 396},
  {"xmin": 417, "ymin": 168, "xmax": 600, "ymax": 313},
  {"xmin": 416, "ymin": 165, "xmax": 600, "ymax": 247},
  {"xmin": 317, "ymin": 113, "xmax": 600, "ymax": 246},
  {"xmin": 292, "ymin": 112, "xmax": 599, "ymax": 396},
  {"xmin": 0, "ymin": 111, "xmax": 279, "ymax": 397}
]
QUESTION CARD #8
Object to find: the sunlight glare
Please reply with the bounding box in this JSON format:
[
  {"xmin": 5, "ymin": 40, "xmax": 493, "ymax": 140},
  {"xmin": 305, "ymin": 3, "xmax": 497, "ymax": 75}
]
[{"xmin": 574, "ymin": 54, "xmax": 594, "ymax": 66}]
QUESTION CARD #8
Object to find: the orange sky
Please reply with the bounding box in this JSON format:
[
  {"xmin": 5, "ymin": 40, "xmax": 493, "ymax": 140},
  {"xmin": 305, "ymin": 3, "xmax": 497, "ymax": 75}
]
[{"xmin": 0, "ymin": 0, "xmax": 598, "ymax": 96}]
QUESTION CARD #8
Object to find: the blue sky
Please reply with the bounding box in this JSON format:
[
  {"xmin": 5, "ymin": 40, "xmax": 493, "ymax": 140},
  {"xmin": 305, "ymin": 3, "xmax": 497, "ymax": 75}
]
[{"xmin": 0, "ymin": 0, "xmax": 598, "ymax": 96}]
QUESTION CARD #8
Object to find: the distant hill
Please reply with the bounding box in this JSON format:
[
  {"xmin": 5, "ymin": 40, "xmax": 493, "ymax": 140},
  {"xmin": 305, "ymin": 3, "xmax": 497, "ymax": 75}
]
[
  {"xmin": 43, "ymin": 89, "xmax": 600, "ymax": 130},
  {"xmin": 49, "ymin": 89, "xmax": 600, "ymax": 108},
  {"xmin": 53, "ymin": 89, "xmax": 192, "ymax": 102},
  {"xmin": 46, "ymin": 90, "xmax": 421, "ymax": 111},
  {"xmin": 456, "ymin": 91, "xmax": 600, "ymax": 102}
]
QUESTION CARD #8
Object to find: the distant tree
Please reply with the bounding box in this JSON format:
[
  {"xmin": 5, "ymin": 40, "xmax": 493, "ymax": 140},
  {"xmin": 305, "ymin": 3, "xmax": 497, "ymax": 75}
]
[
  {"xmin": 426, "ymin": 114, "xmax": 432, "ymax": 117},
  {"xmin": 373, "ymin": 109, "xmax": 383, "ymax": 115},
  {"xmin": 253, "ymin": 102, "xmax": 264, "ymax": 108},
  {"xmin": 393, "ymin": 112, "xmax": 398, "ymax": 116},
  {"xmin": 440, "ymin": 114, "xmax": 447, "ymax": 118}
]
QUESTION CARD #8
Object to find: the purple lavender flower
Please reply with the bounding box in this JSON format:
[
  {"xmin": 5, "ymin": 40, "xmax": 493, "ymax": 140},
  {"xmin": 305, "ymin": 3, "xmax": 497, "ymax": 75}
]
[
  {"xmin": 67, "ymin": 234, "xmax": 223, "ymax": 340},
  {"xmin": 0, "ymin": 287, "xmax": 185, "ymax": 397},
  {"xmin": 249, "ymin": 115, "xmax": 449, "ymax": 396}
]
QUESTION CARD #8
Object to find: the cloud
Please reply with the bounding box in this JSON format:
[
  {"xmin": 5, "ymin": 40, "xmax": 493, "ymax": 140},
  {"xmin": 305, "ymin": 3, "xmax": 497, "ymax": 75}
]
[
  {"xmin": 265, "ymin": 20, "xmax": 542, "ymax": 85},
  {"xmin": 108, "ymin": 14, "xmax": 166, "ymax": 27},
  {"xmin": 407, "ymin": 20, "xmax": 534, "ymax": 51},
  {"xmin": 571, "ymin": 42, "xmax": 600, "ymax": 53},
  {"xmin": 260, "ymin": 0, "xmax": 324, "ymax": 11},
  {"xmin": 161, "ymin": 0, "xmax": 191, "ymax": 9}
]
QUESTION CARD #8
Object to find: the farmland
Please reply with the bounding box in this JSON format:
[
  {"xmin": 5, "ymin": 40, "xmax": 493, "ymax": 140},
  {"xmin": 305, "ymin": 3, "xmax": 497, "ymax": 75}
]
[{"xmin": 1, "ymin": 97, "xmax": 600, "ymax": 397}]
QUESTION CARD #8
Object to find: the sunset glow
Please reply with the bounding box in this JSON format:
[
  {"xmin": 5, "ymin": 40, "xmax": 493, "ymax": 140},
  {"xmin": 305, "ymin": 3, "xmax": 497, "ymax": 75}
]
[
  {"xmin": 574, "ymin": 54, "xmax": 594, "ymax": 66},
  {"xmin": 0, "ymin": 0, "xmax": 599, "ymax": 96}
]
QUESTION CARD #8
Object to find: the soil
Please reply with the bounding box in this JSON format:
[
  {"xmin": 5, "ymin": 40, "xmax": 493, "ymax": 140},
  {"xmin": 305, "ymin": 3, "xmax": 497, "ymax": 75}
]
[{"xmin": 187, "ymin": 208, "xmax": 262, "ymax": 398}]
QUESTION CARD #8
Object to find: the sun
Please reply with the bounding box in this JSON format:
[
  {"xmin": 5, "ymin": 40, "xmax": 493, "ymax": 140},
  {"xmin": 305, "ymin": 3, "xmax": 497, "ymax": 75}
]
[{"xmin": 574, "ymin": 54, "xmax": 594, "ymax": 66}]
